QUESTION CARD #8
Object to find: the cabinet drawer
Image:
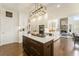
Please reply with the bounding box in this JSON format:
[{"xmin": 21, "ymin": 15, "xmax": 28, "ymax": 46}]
[
  {"xmin": 23, "ymin": 45, "xmax": 41, "ymax": 56},
  {"xmin": 29, "ymin": 39, "xmax": 43, "ymax": 55},
  {"xmin": 30, "ymin": 39, "xmax": 42, "ymax": 47},
  {"xmin": 29, "ymin": 46, "xmax": 41, "ymax": 56}
]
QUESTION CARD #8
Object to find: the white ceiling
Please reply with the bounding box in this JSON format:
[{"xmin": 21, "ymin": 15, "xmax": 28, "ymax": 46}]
[
  {"xmin": 1, "ymin": 3, "xmax": 78, "ymax": 10},
  {"xmin": 0, "ymin": 3, "xmax": 79, "ymax": 19},
  {"xmin": 0, "ymin": 3, "xmax": 32, "ymax": 10}
]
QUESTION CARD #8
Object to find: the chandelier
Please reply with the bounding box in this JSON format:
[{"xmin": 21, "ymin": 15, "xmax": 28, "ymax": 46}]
[{"xmin": 29, "ymin": 4, "xmax": 47, "ymax": 18}]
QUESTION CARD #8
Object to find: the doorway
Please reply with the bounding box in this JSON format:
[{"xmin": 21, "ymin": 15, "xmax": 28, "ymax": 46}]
[{"xmin": 60, "ymin": 17, "xmax": 68, "ymax": 36}]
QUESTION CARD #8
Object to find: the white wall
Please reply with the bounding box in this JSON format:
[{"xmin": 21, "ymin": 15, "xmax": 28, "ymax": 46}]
[
  {"xmin": 0, "ymin": 6, "xmax": 19, "ymax": 46},
  {"xmin": 30, "ymin": 14, "xmax": 48, "ymax": 33},
  {"xmin": 18, "ymin": 10, "xmax": 28, "ymax": 43},
  {"xmin": 68, "ymin": 16, "xmax": 79, "ymax": 33},
  {"xmin": 0, "ymin": 5, "xmax": 28, "ymax": 45}
]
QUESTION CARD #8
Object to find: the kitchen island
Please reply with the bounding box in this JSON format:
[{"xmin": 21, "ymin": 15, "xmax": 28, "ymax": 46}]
[{"xmin": 23, "ymin": 33, "xmax": 60, "ymax": 56}]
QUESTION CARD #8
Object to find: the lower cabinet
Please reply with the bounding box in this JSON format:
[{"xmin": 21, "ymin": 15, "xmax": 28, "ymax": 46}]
[{"xmin": 23, "ymin": 36, "xmax": 53, "ymax": 56}]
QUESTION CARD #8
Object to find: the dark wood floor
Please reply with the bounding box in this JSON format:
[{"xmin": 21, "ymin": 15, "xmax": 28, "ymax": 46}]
[
  {"xmin": 0, "ymin": 37, "xmax": 79, "ymax": 56},
  {"xmin": 0, "ymin": 43, "xmax": 23, "ymax": 56},
  {"xmin": 54, "ymin": 37, "xmax": 79, "ymax": 56}
]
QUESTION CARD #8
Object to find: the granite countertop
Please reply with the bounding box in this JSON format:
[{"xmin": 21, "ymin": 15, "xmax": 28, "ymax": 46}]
[{"xmin": 23, "ymin": 32, "xmax": 60, "ymax": 43}]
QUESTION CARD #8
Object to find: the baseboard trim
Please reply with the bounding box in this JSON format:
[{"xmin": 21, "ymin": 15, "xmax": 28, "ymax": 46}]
[{"xmin": 0, "ymin": 42, "xmax": 20, "ymax": 46}]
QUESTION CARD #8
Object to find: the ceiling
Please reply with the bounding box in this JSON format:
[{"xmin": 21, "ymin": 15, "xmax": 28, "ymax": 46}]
[
  {"xmin": 1, "ymin": 3, "xmax": 79, "ymax": 10},
  {"xmin": 0, "ymin": 3, "xmax": 79, "ymax": 19},
  {"xmin": 0, "ymin": 3, "xmax": 32, "ymax": 10}
]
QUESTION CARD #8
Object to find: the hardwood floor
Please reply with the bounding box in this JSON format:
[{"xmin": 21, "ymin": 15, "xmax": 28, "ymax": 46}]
[
  {"xmin": 0, "ymin": 43, "xmax": 24, "ymax": 56},
  {"xmin": 54, "ymin": 37, "xmax": 79, "ymax": 56},
  {"xmin": 0, "ymin": 37, "xmax": 79, "ymax": 56}
]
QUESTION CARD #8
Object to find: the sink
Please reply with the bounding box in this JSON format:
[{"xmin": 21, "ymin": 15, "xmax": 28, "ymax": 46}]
[
  {"xmin": 37, "ymin": 34, "xmax": 45, "ymax": 37},
  {"xmin": 31, "ymin": 33, "xmax": 45, "ymax": 37}
]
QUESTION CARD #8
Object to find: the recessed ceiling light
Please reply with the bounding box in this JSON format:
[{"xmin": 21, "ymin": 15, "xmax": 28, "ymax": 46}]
[{"xmin": 57, "ymin": 5, "xmax": 60, "ymax": 8}]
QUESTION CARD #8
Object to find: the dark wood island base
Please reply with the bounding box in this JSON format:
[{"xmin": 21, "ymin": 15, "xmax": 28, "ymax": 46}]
[{"xmin": 23, "ymin": 36, "xmax": 53, "ymax": 56}]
